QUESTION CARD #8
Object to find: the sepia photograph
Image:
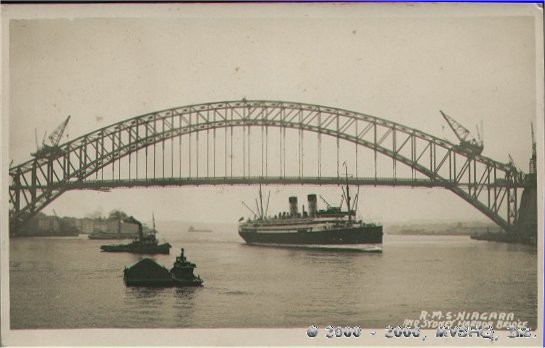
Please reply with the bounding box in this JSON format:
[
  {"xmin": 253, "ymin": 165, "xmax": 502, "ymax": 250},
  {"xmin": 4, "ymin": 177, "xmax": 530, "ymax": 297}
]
[{"xmin": 1, "ymin": 3, "xmax": 543, "ymax": 346}]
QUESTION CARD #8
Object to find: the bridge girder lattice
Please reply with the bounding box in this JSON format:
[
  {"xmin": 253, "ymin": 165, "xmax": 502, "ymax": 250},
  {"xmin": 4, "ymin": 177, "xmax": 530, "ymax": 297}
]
[{"xmin": 9, "ymin": 100, "xmax": 528, "ymax": 234}]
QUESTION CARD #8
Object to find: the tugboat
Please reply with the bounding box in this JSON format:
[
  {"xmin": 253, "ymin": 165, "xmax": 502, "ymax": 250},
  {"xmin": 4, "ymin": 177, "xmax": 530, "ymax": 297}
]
[
  {"xmin": 123, "ymin": 248, "xmax": 203, "ymax": 287},
  {"xmin": 239, "ymin": 167, "xmax": 383, "ymax": 251},
  {"xmin": 170, "ymin": 248, "xmax": 204, "ymax": 286},
  {"xmin": 101, "ymin": 215, "xmax": 171, "ymax": 254}
]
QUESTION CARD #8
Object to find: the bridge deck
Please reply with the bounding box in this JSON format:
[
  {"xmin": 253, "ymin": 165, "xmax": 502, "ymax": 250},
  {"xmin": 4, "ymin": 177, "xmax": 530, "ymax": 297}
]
[{"xmin": 12, "ymin": 176, "xmax": 519, "ymax": 190}]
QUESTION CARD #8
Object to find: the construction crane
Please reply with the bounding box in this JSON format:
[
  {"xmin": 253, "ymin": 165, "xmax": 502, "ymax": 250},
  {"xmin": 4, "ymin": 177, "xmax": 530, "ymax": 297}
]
[
  {"xmin": 440, "ymin": 110, "xmax": 483, "ymax": 156},
  {"xmin": 508, "ymin": 154, "xmax": 519, "ymax": 171},
  {"xmin": 529, "ymin": 122, "xmax": 536, "ymax": 175},
  {"xmin": 505, "ymin": 154, "xmax": 526, "ymax": 184},
  {"xmin": 32, "ymin": 115, "xmax": 71, "ymax": 158},
  {"xmin": 48, "ymin": 115, "xmax": 71, "ymax": 148}
]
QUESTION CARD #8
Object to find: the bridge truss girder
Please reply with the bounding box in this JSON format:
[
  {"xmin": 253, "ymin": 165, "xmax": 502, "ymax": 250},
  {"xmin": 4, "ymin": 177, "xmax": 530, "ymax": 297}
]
[{"xmin": 9, "ymin": 100, "xmax": 528, "ymax": 235}]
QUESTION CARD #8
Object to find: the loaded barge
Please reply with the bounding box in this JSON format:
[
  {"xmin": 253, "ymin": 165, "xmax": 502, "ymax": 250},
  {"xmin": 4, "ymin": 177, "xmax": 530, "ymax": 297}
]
[{"xmin": 123, "ymin": 248, "xmax": 203, "ymax": 287}]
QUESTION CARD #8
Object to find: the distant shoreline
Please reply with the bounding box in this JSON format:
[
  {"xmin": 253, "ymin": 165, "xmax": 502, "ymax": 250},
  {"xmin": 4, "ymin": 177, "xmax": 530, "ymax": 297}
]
[{"xmin": 385, "ymin": 221, "xmax": 498, "ymax": 236}]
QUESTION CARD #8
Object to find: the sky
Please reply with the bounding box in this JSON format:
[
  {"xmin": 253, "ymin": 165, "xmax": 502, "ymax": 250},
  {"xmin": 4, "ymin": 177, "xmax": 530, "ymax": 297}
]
[{"xmin": 4, "ymin": 3, "xmax": 542, "ymax": 225}]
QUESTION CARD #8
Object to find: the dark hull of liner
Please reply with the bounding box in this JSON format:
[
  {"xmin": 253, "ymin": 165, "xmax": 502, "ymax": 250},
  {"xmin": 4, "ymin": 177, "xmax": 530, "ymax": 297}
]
[
  {"xmin": 101, "ymin": 243, "xmax": 171, "ymax": 254},
  {"xmin": 239, "ymin": 225, "xmax": 383, "ymax": 245}
]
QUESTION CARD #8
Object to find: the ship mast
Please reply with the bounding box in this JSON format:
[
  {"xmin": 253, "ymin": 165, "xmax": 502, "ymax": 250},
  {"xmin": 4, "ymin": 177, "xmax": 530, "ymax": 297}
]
[
  {"xmin": 353, "ymin": 186, "xmax": 360, "ymax": 216},
  {"xmin": 258, "ymin": 184, "xmax": 264, "ymax": 219},
  {"xmin": 265, "ymin": 191, "xmax": 271, "ymax": 218},
  {"xmin": 152, "ymin": 212, "xmax": 156, "ymax": 235},
  {"xmin": 343, "ymin": 162, "xmax": 351, "ymax": 223}
]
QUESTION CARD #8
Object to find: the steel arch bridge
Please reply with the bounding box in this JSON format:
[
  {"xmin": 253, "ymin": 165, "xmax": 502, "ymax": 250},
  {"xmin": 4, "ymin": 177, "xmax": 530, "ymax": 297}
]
[{"xmin": 9, "ymin": 100, "xmax": 531, "ymax": 235}]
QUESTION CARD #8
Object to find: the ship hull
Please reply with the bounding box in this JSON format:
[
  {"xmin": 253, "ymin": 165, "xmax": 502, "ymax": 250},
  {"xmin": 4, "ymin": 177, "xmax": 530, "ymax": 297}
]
[
  {"xmin": 89, "ymin": 233, "xmax": 137, "ymax": 240},
  {"xmin": 171, "ymin": 277, "xmax": 204, "ymax": 287},
  {"xmin": 239, "ymin": 225, "xmax": 383, "ymax": 248},
  {"xmin": 124, "ymin": 278, "xmax": 203, "ymax": 287},
  {"xmin": 101, "ymin": 243, "xmax": 171, "ymax": 254}
]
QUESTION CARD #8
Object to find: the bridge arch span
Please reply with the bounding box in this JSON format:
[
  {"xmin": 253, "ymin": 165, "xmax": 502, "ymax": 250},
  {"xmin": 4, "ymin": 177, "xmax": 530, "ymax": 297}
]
[{"xmin": 9, "ymin": 100, "xmax": 526, "ymax": 234}]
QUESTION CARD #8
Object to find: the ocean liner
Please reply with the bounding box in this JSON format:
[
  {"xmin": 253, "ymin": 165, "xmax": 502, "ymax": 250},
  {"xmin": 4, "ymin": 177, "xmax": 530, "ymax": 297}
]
[{"xmin": 238, "ymin": 182, "xmax": 383, "ymax": 251}]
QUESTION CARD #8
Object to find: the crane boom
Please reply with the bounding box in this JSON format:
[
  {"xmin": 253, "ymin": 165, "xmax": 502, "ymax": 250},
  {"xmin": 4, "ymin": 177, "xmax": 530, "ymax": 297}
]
[
  {"xmin": 319, "ymin": 195, "xmax": 332, "ymax": 209},
  {"xmin": 47, "ymin": 115, "xmax": 71, "ymax": 147},
  {"xmin": 439, "ymin": 110, "xmax": 483, "ymax": 155},
  {"xmin": 32, "ymin": 115, "xmax": 71, "ymax": 158},
  {"xmin": 440, "ymin": 110, "xmax": 471, "ymax": 142}
]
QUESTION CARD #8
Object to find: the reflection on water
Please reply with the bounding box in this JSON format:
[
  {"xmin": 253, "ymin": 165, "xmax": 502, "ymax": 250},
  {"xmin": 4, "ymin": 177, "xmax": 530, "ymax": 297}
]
[
  {"xmin": 173, "ymin": 287, "xmax": 201, "ymax": 322},
  {"xmin": 125, "ymin": 286, "xmax": 166, "ymax": 300},
  {"xmin": 9, "ymin": 231, "xmax": 537, "ymax": 329}
]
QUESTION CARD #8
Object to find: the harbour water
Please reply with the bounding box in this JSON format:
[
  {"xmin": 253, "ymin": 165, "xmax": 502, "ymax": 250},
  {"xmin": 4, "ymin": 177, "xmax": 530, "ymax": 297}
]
[{"xmin": 9, "ymin": 223, "xmax": 537, "ymax": 329}]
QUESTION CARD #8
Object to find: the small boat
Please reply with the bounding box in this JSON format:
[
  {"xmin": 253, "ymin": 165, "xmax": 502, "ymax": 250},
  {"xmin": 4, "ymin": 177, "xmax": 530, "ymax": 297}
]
[
  {"xmin": 187, "ymin": 226, "xmax": 212, "ymax": 233},
  {"xmin": 101, "ymin": 215, "xmax": 171, "ymax": 254},
  {"xmin": 123, "ymin": 248, "xmax": 203, "ymax": 287}
]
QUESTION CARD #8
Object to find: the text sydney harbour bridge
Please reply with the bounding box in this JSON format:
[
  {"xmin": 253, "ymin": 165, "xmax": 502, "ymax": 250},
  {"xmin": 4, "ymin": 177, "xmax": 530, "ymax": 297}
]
[{"xmin": 8, "ymin": 100, "xmax": 537, "ymax": 236}]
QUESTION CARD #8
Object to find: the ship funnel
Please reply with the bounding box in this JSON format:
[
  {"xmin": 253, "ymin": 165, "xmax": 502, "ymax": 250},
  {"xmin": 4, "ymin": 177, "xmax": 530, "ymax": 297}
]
[
  {"xmin": 289, "ymin": 196, "xmax": 298, "ymax": 217},
  {"xmin": 307, "ymin": 194, "xmax": 317, "ymax": 217}
]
